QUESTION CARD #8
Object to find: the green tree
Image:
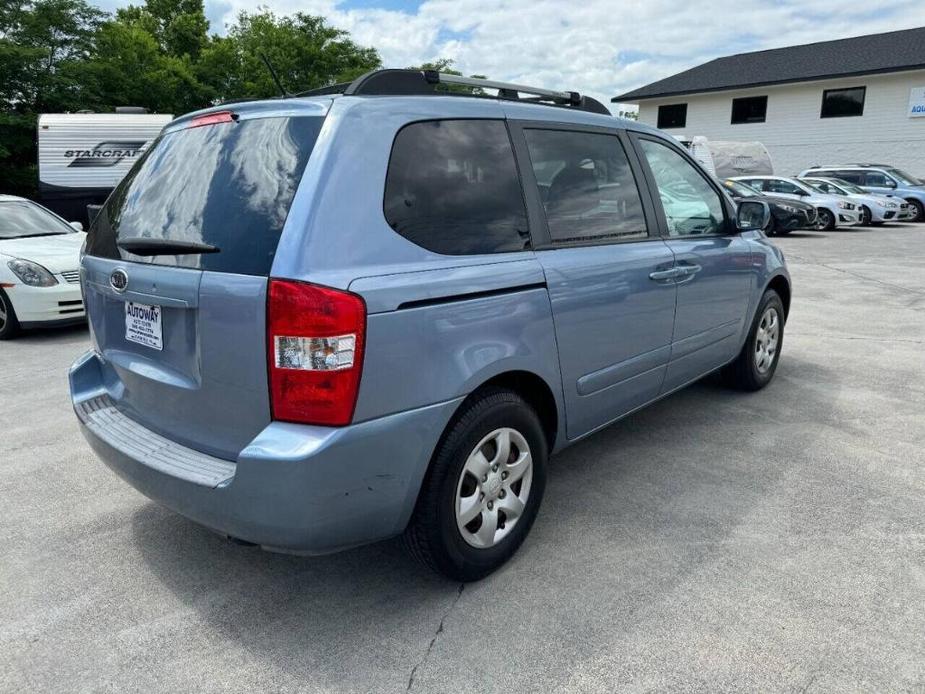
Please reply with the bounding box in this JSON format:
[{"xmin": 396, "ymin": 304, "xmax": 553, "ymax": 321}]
[
  {"xmin": 0, "ymin": 0, "xmax": 106, "ymax": 195},
  {"xmin": 82, "ymin": 18, "xmax": 212, "ymax": 113},
  {"xmin": 197, "ymin": 9, "xmax": 380, "ymax": 101},
  {"xmin": 0, "ymin": 0, "xmax": 105, "ymax": 111},
  {"xmin": 115, "ymin": 0, "xmax": 208, "ymax": 58}
]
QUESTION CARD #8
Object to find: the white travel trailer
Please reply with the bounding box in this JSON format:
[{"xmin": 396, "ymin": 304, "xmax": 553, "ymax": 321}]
[
  {"xmin": 37, "ymin": 111, "xmax": 172, "ymax": 224},
  {"xmin": 679, "ymin": 136, "xmax": 774, "ymax": 179}
]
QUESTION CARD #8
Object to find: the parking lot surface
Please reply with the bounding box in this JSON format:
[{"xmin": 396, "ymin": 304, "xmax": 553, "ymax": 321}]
[{"xmin": 2, "ymin": 224, "xmax": 924, "ymax": 693}]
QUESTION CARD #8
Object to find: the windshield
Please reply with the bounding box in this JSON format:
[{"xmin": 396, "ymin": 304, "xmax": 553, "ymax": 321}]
[
  {"xmin": 886, "ymin": 169, "xmax": 923, "ymax": 186},
  {"xmin": 805, "ymin": 181, "xmax": 831, "ymax": 194},
  {"xmin": 828, "ymin": 180, "xmax": 864, "ymax": 194},
  {"xmin": 0, "ymin": 201, "xmax": 75, "ymax": 239},
  {"xmin": 85, "ymin": 115, "xmax": 323, "ymax": 276},
  {"xmin": 723, "ymin": 180, "xmax": 759, "ymax": 197}
]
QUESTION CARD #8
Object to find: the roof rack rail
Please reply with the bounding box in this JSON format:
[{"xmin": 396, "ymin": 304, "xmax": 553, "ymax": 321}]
[{"xmin": 295, "ymin": 69, "xmax": 611, "ymax": 115}]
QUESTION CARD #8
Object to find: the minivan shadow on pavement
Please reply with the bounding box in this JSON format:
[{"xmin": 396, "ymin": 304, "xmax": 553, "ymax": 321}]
[{"xmin": 127, "ymin": 352, "xmax": 845, "ymax": 691}]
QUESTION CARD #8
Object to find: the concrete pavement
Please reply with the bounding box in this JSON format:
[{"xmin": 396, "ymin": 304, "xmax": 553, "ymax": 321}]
[{"xmin": 1, "ymin": 224, "xmax": 923, "ymax": 692}]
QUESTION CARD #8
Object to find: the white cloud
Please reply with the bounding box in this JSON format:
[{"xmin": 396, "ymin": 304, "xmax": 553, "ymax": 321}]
[{"xmin": 197, "ymin": 0, "xmax": 925, "ymax": 109}]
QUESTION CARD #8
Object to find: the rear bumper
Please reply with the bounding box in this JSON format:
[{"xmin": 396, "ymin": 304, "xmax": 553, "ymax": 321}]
[{"xmin": 70, "ymin": 350, "xmax": 462, "ymax": 554}]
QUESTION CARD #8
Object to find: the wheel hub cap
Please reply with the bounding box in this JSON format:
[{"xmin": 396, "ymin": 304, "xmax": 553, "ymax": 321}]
[
  {"xmin": 754, "ymin": 307, "xmax": 780, "ymax": 374},
  {"xmin": 455, "ymin": 427, "xmax": 533, "ymax": 549}
]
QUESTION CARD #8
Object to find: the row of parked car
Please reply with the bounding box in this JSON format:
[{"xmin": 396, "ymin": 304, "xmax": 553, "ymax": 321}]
[{"xmin": 719, "ymin": 164, "xmax": 924, "ymax": 235}]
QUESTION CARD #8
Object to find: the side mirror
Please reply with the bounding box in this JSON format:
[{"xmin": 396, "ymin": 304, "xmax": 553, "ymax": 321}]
[
  {"xmin": 737, "ymin": 200, "xmax": 770, "ymax": 231},
  {"xmin": 885, "ymin": 179, "xmax": 897, "ymax": 189},
  {"xmin": 69, "ymin": 221, "xmax": 84, "ymax": 232}
]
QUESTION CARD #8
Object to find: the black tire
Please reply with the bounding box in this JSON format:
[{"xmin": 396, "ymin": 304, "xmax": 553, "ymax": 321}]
[
  {"xmin": 762, "ymin": 216, "xmax": 776, "ymax": 237},
  {"xmin": 775, "ymin": 227, "xmax": 793, "ymax": 236},
  {"xmin": 402, "ymin": 388, "xmax": 548, "ymax": 582},
  {"xmin": 906, "ymin": 199, "xmax": 924, "ymax": 222},
  {"xmin": 815, "ymin": 208, "xmax": 835, "ymax": 231},
  {"xmin": 722, "ymin": 289, "xmax": 785, "ymax": 391},
  {"xmin": 0, "ymin": 289, "xmax": 20, "ymax": 340},
  {"xmin": 859, "ymin": 206, "xmax": 872, "ymax": 226}
]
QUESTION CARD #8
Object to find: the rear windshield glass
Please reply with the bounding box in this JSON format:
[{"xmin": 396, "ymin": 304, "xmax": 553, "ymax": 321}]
[{"xmin": 85, "ymin": 115, "xmax": 323, "ymax": 276}]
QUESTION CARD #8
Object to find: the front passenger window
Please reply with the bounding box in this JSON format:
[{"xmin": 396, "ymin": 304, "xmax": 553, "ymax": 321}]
[
  {"xmin": 864, "ymin": 172, "xmax": 893, "ymax": 187},
  {"xmin": 639, "ymin": 139, "xmax": 725, "ymax": 236}
]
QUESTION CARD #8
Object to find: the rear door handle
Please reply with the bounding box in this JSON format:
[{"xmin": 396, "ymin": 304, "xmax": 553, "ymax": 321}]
[{"xmin": 649, "ymin": 267, "xmax": 684, "ymax": 282}]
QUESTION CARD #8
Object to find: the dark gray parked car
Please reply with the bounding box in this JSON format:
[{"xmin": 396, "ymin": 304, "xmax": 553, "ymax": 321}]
[{"xmin": 70, "ymin": 70, "xmax": 790, "ymax": 581}]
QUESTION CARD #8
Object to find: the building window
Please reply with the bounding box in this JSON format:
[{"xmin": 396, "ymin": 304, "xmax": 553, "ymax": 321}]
[
  {"xmin": 820, "ymin": 87, "xmax": 866, "ymax": 118},
  {"xmin": 731, "ymin": 96, "xmax": 768, "ymax": 124},
  {"xmin": 657, "ymin": 103, "xmax": 687, "ymax": 129}
]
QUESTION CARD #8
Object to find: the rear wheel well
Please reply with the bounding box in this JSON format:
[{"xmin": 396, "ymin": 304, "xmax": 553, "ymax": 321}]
[
  {"xmin": 464, "ymin": 371, "xmax": 558, "ymax": 451},
  {"xmin": 766, "ymin": 275, "xmax": 791, "ymax": 319}
]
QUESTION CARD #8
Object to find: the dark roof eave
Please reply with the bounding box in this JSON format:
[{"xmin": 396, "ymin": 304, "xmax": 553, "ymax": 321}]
[{"xmin": 611, "ymin": 63, "xmax": 925, "ymax": 103}]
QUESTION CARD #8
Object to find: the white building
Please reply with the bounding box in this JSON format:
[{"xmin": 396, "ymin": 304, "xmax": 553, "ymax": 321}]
[{"xmin": 613, "ymin": 28, "xmax": 925, "ymax": 176}]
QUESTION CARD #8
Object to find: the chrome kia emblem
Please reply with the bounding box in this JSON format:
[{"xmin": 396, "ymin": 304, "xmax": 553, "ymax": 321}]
[{"xmin": 110, "ymin": 268, "xmax": 128, "ymax": 293}]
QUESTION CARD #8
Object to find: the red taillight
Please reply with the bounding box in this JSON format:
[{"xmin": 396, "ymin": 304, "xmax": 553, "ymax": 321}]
[
  {"xmin": 189, "ymin": 111, "xmax": 236, "ymax": 128},
  {"xmin": 267, "ymin": 279, "xmax": 366, "ymax": 426}
]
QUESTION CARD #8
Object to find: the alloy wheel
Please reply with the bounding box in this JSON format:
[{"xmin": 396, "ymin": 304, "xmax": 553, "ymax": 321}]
[
  {"xmin": 754, "ymin": 307, "xmax": 780, "ymax": 374},
  {"xmin": 814, "ymin": 209, "xmax": 832, "ymax": 230},
  {"xmin": 455, "ymin": 427, "xmax": 533, "ymax": 549},
  {"xmin": 911, "ymin": 200, "xmax": 925, "ymax": 223}
]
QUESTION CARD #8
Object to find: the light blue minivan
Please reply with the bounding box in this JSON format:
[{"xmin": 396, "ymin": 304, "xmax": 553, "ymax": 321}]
[{"xmin": 70, "ymin": 70, "xmax": 790, "ymax": 581}]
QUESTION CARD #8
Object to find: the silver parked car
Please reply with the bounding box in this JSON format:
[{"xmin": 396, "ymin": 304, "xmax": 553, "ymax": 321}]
[
  {"xmin": 799, "ymin": 176, "xmax": 912, "ymax": 224},
  {"xmin": 70, "ymin": 70, "xmax": 790, "ymax": 581}
]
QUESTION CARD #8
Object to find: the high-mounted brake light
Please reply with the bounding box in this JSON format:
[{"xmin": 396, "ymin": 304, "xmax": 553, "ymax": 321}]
[
  {"xmin": 267, "ymin": 280, "xmax": 366, "ymax": 426},
  {"xmin": 188, "ymin": 111, "xmax": 236, "ymax": 128}
]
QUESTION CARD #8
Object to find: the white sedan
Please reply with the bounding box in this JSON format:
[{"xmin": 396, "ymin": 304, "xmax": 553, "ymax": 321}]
[{"xmin": 0, "ymin": 195, "xmax": 86, "ymax": 339}]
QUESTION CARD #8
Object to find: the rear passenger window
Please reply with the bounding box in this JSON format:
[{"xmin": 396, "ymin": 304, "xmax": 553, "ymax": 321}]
[
  {"xmin": 523, "ymin": 129, "xmax": 648, "ymax": 244},
  {"xmin": 384, "ymin": 119, "xmax": 529, "ymax": 255},
  {"xmin": 833, "ymin": 171, "xmax": 862, "ymax": 184}
]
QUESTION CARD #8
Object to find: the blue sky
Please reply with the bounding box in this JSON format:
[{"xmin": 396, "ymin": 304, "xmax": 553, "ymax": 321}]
[{"xmin": 90, "ymin": 0, "xmax": 925, "ymax": 110}]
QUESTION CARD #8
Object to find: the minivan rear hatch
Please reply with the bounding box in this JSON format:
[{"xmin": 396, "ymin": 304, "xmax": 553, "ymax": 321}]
[{"xmin": 82, "ymin": 107, "xmax": 324, "ymax": 459}]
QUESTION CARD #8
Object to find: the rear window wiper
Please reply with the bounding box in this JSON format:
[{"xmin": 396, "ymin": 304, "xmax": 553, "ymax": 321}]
[{"xmin": 117, "ymin": 238, "xmax": 220, "ymax": 256}]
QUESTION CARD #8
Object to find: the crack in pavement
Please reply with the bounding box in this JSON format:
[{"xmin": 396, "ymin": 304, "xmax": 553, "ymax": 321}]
[
  {"xmin": 406, "ymin": 583, "xmax": 465, "ymax": 692},
  {"xmin": 792, "ymin": 334, "xmax": 925, "ymax": 344},
  {"xmin": 786, "ymin": 253, "xmax": 925, "ymax": 296}
]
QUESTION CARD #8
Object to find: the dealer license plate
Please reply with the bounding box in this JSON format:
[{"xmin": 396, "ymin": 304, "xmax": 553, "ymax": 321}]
[{"xmin": 124, "ymin": 302, "xmax": 163, "ymax": 351}]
